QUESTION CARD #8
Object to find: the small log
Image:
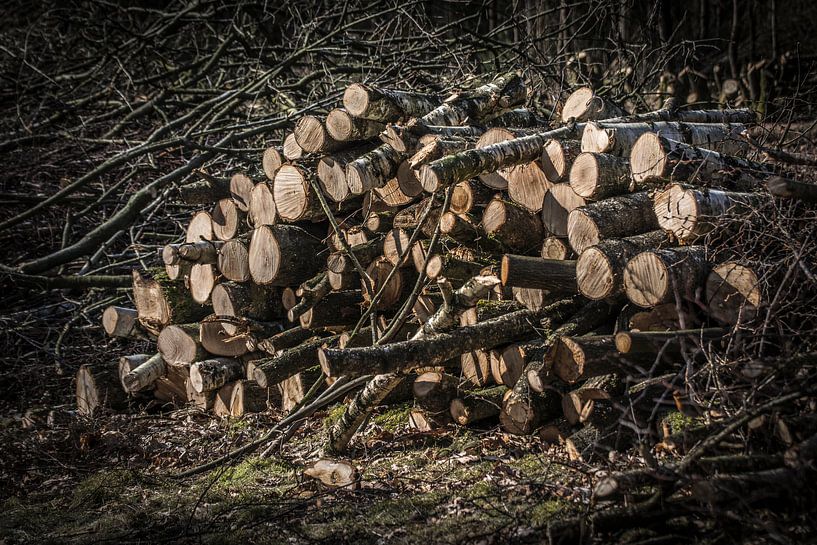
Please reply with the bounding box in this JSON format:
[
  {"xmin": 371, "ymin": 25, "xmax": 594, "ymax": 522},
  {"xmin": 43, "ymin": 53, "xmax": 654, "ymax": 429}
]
[
  {"xmin": 248, "ymin": 181, "xmax": 276, "ymax": 226},
  {"xmin": 346, "ymin": 144, "xmax": 403, "ymax": 195},
  {"xmin": 342, "ymin": 83, "xmax": 442, "ymax": 122},
  {"xmin": 500, "ymin": 378, "xmax": 562, "ymax": 435},
  {"xmin": 261, "ymin": 147, "xmax": 282, "ymax": 181},
  {"xmin": 561, "ymin": 87, "xmax": 625, "ymax": 122},
  {"xmin": 102, "ymin": 306, "xmax": 143, "ymax": 339},
  {"xmin": 287, "ymin": 273, "xmax": 332, "ymax": 322},
  {"xmin": 278, "ymin": 367, "xmax": 322, "ymax": 411},
  {"xmin": 132, "ymin": 269, "xmax": 208, "ymax": 335},
  {"xmin": 395, "ymin": 160, "xmax": 424, "ymax": 198},
  {"xmin": 541, "ymin": 183, "xmax": 586, "ymax": 237},
  {"xmin": 163, "ymin": 241, "xmax": 222, "ymax": 266},
  {"xmin": 229, "ymin": 380, "xmax": 270, "ymax": 416},
  {"xmin": 482, "ymin": 198, "xmax": 544, "ymax": 253},
  {"xmin": 562, "ymin": 373, "xmax": 623, "ymax": 425},
  {"xmin": 623, "ymin": 246, "xmax": 710, "ymax": 308},
  {"xmin": 252, "ymin": 335, "xmax": 338, "ymax": 388},
  {"xmin": 178, "ymin": 175, "xmax": 230, "ymax": 205},
  {"xmin": 373, "ymin": 175, "xmax": 417, "ymax": 207},
  {"xmin": 362, "ymin": 256, "xmax": 410, "ymax": 309},
  {"xmin": 705, "ymin": 262, "xmax": 763, "ymax": 324},
  {"xmin": 256, "ymin": 326, "xmax": 316, "ymax": 355},
  {"xmin": 569, "ymin": 152, "xmax": 631, "ymax": 200},
  {"xmin": 541, "ymin": 237, "xmax": 573, "ymax": 260},
  {"xmin": 293, "ymin": 115, "xmax": 343, "ymax": 153},
  {"xmin": 186, "ymin": 210, "xmax": 214, "ymax": 243},
  {"xmin": 450, "ymin": 385, "xmax": 507, "ymax": 425},
  {"xmin": 409, "ymin": 138, "xmax": 473, "ymax": 170},
  {"xmin": 653, "ymin": 184, "xmax": 761, "ymax": 243},
  {"xmin": 540, "ymin": 139, "xmax": 581, "ymax": 184},
  {"xmin": 440, "ymin": 212, "xmax": 503, "ymax": 253},
  {"xmin": 473, "ymin": 127, "xmax": 542, "ymax": 190},
  {"xmin": 413, "ymin": 371, "xmax": 458, "ymax": 424},
  {"xmin": 248, "ymin": 225, "xmax": 324, "ymax": 286},
  {"xmin": 316, "ymin": 144, "xmax": 377, "ymax": 203},
  {"xmin": 76, "ymin": 363, "xmax": 129, "ymax": 416},
  {"xmin": 282, "ymin": 133, "xmax": 303, "ymax": 161},
  {"xmin": 304, "ymin": 459, "xmax": 359, "ymax": 489},
  {"xmin": 425, "ymin": 254, "xmax": 488, "ymax": 285},
  {"xmin": 299, "ymin": 290, "xmax": 362, "ymax": 330},
  {"xmin": 229, "ymin": 173, "xmax": 255, "ymax": 213},
  {"xmin": 121, "ymin": 353, "xmax": 165, "ymax": 393},
  {"xmin": 549, "ymin": 335, "xmax": 619, "ymax": 384},
  {"xmin": 767, "ymin": 176, "xmax": 817, "ymax": 203},
  {"xmin": 273, "ymin": 165, "xmax": 325, "ymax": 222},
  {"xmin": 500, "ymin": 255, "xmax": 577, "ymax": 292},
  {"xmin": 189, "ymin": 358, "xmax": 244, "ymax": 393},
  {"xmin": 630, "ymin": 133, "xmax": 774, "ymax": 186},
  {"xmin": 153, "ymin": 365, "xmax": 188, "ymax": 406},
  {"xmin": 326, "ymin": 108, "xmax": 385, "ymax": 141},
  {"xmin": 383, "ymin": 228, "xmax": 415, "ymax": 268},
  {"xmin": 576, "ymin": 230, "xmax": 671, "ymax": 301},
  {"xmin": 212, "ymin": 282, "xmax": 282, "ymax": 335},
  {"xmin": 211, "ymin": 198, "xmax": 245, "ymax": 240},
  {"xmin": 615, "ymin": 328, "xmax": 725, "ymax": 355},
  {"xmin": 213, "ymin": 382, "xmax": 236, "ymax": 418},
  {"xmin": 450, "ymin": 179, "xmax": 493, "ymax": 215},
  {"xmin": 493, "ymin": 340, "xmax": 547, "ymax": 387},
  {"xmin": 581, "ymin": 120, "xmax": 747, "ymax": 157},
  {"xmin": 158, "ymin": 323, "xmax": 207, "ymax": 367},
  {"xmin": 217, "ymin": 236, "xmax": 250, "ymax": 283},
  {"xmin": 363, "ymin": 211, "xmax": 395, "ymax": 235},
  {"xmin": 188, "ymin": 263, "xmax": 216, "ymax": 304},
  {"xmin": 319, "ymin": 308, "xmax": 546, "ymax": 378}
]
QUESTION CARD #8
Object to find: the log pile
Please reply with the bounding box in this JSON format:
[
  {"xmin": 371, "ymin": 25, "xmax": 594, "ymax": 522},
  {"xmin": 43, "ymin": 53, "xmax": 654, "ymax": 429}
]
[{"xmin": 81, "ymin": 77, "xmax": 812, "ymax": 465}]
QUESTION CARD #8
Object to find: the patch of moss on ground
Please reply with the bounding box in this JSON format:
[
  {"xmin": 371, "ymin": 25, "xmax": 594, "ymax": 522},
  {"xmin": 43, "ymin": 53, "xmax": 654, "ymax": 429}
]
[
  {"xmin": 70, "ymin": 468, "xmax": 139, "ymax": 510},
  {"xmin": 371, "ymin": 403, "xmax": 412, "ymax": 432},
  {"xmin": 322, "ymin": 403, "xmax": 347, "ymax": 430},
  {"xmin": 663, "ymin": 410, "xmax": 699, "ymax": 435}
]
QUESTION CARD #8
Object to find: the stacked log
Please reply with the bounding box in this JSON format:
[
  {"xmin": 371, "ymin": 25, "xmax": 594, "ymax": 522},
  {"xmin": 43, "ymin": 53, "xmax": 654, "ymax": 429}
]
[{"xmin": 83, "ymin": 79, "xmax": 778, "ymax": 466}]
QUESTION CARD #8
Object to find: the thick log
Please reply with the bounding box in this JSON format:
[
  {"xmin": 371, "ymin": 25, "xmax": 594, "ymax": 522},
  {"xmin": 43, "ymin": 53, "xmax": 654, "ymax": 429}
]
[
  {"xmin": 186, "ymin": 210, "xmax": 214, "ymax": 243},
  {"xmin": 212, "ymin": 282, "xmax": 282, "ymax": 335},
  {"xmin": 482, "ymin": 198, "xmax": 544, "ymax": 253},
  {"xmin": 248, "ymin": 225, "xmax": 324, "ymax": 286},
  {"xmin": 282, "ymin": 133, "xmax": 303, "ymax": 161},
  {"xmin": 705, "ymin": 262, "xmax": 763, "ymax": 324},
  {"xmin": 500, "ymin": 255, "xmax": 577, "ymax": 292},
  {"xmin": 211, "ymin": 198, "xmax": 245, "ymax": 240},
  {"xmin": 261, "ymin": 147, "xmax": 282, "ymax": 181},
  {"xmin": 630, "ymin": 133, "xmax": 775, "ymax": 186},
  {"xmin": 299, "ymin": 290, "xmax": 362, "ymax": 330},
  {"xmin": 450, "ymin": 179, "xmax": 493, "ymax": 215},
  {"xmin": 540, "ymin": 139, "xmax": 582, "ymax": 184},
  {"xmin": 327, "ymin": 238, "xmax": 384, "ymax": 277},
  {"xmin": 767, "ymin": 176, "xmax": 817, "ymax": 203},
  {"xmin": 342, "ymin": 83, "xmax": 442, "ymax": 122},
  {"xmin": 395, "ymin": 160, "xmax": 424, "ymax": 198},
  {"xmin": 567, "ymin": 192, "xmax": 659, "ymax": 254},
  {"xmin": 473, "ymin": 127, "xmax": 542, "ymax": 190},
  {"xmin": 383, "ymin": 228, "xmax": 415, "ymax": 268},
  {"xmin": 200, "ymin": 320, "xmax": 250, "ymax": 358},
  {"xmin": 76, "ymin": 363, "xmax": 129, "ymax": 416},
  {"xmin": 229, "ymin": 173, "xmax": 255, "ymax": 213},
  {"xmin": 493, "ymin": 340, "xmax": 547, "ymax": 386},
  {"xmin": 121, "ymin": 353, "xmax": 165, "ymax": 393},
  {"xmin": 157, "ymin": 323, "xmax": 206, "ymax": 367},
  {"xmin": 248, "ymin": 181, "xmax": 276, "ymax": 226},
  {"xmin": 319, "ymin": 308, "xmax": 546, "ymax": 378},
  {"xmin": 541, "ymin": 183, "xmax": 586, "ymax": 238},
  {"xmin": 373, "ymin": 175, "xmax": 417, "ymax": 207},
  {"xmin": 581, "ymin": 120, "xmax": 747, "ymax": 157},
  {"xmin": 623, "ymin": 246, "xmax": 710, "ymax": 308},
  {"xmin": 346, "ymin": 144, "xmax": 403, "ymax": 195},
  {"xmin": 549, "ymin": 335, "xmax": 619, "ymax": 384},
  {"xmin": 273, "ymin": 165, "xmax": 325, "ymax": 222},
  {"xmin": 188, "ymin": 263, "xmax": 216, "ymax": 305},
  {"xmin": 362, "ymin": 256, "xmax": 411, "ymax": 309},
  {"xmin": 561, "ymin": 87, "xmax": 625, "ymax": 122},
  {"xmin": 316, "ymin": 144, "xmax": 377, "ymax": 203},
  {"xmin": 326, "ymin": 108, "xmax": 385, "ymax": 141},
  {"xmin": 450, "ymin": 385, "xmax": 507, "ymax": 425},
  {"xmin": 568, "ymin": 152, "xmax": 631, "ymax": 200},
  {"xmin": 653, "ymin": 184, "xmax": 761, "ymax": 243},
  {"xmin": 425, "ymin": 254, "xmax": 488, "ymax": 285},
  {"xmin": 252, "ymin": 335, "xmax": 338, "ymax": 388},
  {"xmin": 576, "ymin": 231, "xmax": 671, "ymax": 301},
  {"xmin": 217, "ymin": 236, "xmax": 250, "ymax": 283},
  {"xmin": 541, "ymin": 237, "xmax": 573, "ymax": 260},
  {"xmin": 190, "ymin": 358, "xmax": 244, "ymax": 393},
  {"xmin": 102, "ymin": 306, "xmax": 142, "ymax": 339},
  {"xmin": 293, "ymin": 115, "xmax": 343, "ymax": 153},
  {"xmin": 132, "ymin": 269, "xmax": 208, "ymax": 335},
  {"xmin": 213, "ymin": 382, "xmax": 236, "ymax": 418},
  {"xmin": 229, "ymin": 380, "xmax": 270, "ymax": 416}
]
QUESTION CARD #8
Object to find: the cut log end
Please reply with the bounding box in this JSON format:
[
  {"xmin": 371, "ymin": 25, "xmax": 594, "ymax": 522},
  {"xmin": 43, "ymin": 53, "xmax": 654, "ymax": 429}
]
[
  {"xmin": 566, "ymin": 209, "xmax": 600, "ymax": 254},
  {"xmin": 630, "ymin": 132, "xmax": 667, "ymax": 183},
  {"xmin": 273, "ymin": 165, "xmax": 311, "ymax": 222},
  {"xmin": 569, "ymin": 152, "xmax": 601, "ymax": 198},
  {"xmin": 576, "ymin": 247, "xmax": 616, "ymax": 300},
  {"xmin": 229, "ymin": 174, "xmax": 254, "ymax": 213},
  {"xmin": 262, "ymin": 147, "xmax": 282, "ymax": 181},
  {"xmin": 342, "ymin": 83, "xmax": 371, "ymax": 118},
  {"xmin": 705, "ymin": 262, "xmax": 761, "ymax": 324}
]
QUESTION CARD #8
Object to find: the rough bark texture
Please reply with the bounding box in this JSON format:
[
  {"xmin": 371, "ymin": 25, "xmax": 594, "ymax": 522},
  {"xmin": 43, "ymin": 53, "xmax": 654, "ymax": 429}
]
[
  {"xmin": 581, "ymin": 120, "xmax": 747, "ymax": 157},
  {"xmin": 189, "ymin": 358, "xmax": 244, "ymax": 393},
  {"xmin": 132, "ymin": 269, "xmax": 209, "ymax": 335},
  {"xmin": 482, "ymin": 198, "xmax": 545, "ymax": 254},
  {"xmin": 567, "ymin": 191, "xmax": 659, "ymax": 253},
  {"xmin": 346, "ymin": 144, "xmax": 404, "ymax": 195},
  {"xmin": 122, "ymin": 353, "xmax": 166, "ymax": 393},
  {"xmin": 500, "ymin": 255, "xmax": 578, "ymax": 292},
  {"xmin": 342, "ymin": 83, "xmax": 442, "ymax": 122},
  {"xmin": 450, "ymin": 386, "xmax": 507, "ymax": 425},
  {"xmin": 248, "ymin": 225, "xmax": 325, "ymax": 286},
  {"xmin": 252, "ymin": 335, "xmax": 339, "ymax": 388},
  {"xmin": 541, "ymin": 183, "xmax": 586, "ymax": 238},
  {"xmin": 623, "ymin": 246, "xmax": 710, "ymax": 308}
]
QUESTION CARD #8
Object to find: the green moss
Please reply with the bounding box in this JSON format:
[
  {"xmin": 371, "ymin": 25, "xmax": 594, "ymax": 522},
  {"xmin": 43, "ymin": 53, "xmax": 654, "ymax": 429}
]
[
  {"xmin": 71, "ymin": 469, "xmax": 138, "ymax": 510},
  {"xmin": 528, "ymin": 499, "xmax": 567, "ymax": 526},
  {"xmin": 663, "ymin": 410, "xmax": 698, "ymax": 435},
  {"xmin": 371, "ymin": 403, "xmax": 412, "ymax": 432},
  {"xmin": 215, "ymin": 456, "xmax": 295, "ymax": 489},
  {"xmin": 323, "ymin": 403, "xmax": 347, "ymax": 430}
]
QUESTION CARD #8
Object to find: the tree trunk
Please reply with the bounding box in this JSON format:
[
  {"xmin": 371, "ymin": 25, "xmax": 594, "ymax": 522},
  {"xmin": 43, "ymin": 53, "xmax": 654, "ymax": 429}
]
[
  {"xmin": 346, "ymin": 144, "xmax": 404, "ymax": 195},
  {"xmin": 121, "ymin": 353, "xmax": 166, "ymax": 393},
  {"xmin": 283, "ymin": 133, "xmax": 303, "ymax": 161},
  {"xmin": 299, "ymin": 290, "xmax": 363, "ymax": 330},
  {"xmin": 178, "ymin": 175, "xmax": 230, "ymax": 205},
  {"xmin": 248, "ymin": 225, "xmax": 324, "ymax": 286},
  {"xmin": 482, "ymin": 198, "xmax": 544, "ymax": 254},
  {"xmin": 500, "ymin": 255, "xmax": 577, "ymax": 292},
  {"xmin": 293, "ymin": 115, "xmax": 344, "ymax": 153},
  {"xmin": 567, "ymin": 192, "xmax": 659, "ymax": 254},
  {"xmin": 76, "ymin": 363, "xmax": 129, "ymax": 416},
  {"xmin": 157, "ymin": 323, "xmax": 207, "ymax": 367},
  {"xmin": 251, "ymin": 335, "xmax": 339, "ymax": 388},
  {"xmin": 102, "ymin": 306, "xmax": 144, "ymax": 339},
  {"xmin": 568, "ymin": 152, "xmax": 631, "ymax": 200},
  {"xmin": 326, "ymin": 108, "xmax": 385, "ymax": 141},
  {"xmin": 218, "ymin": 235, "xmax": 250, "ymax": 283},
  {"xmin": 212, "ymin": 282, "xmax": 282, "ymax": 335},
  {"xmin": 450, "ymin": 385, "xmax": 507, "ymax": 425},
  {"xmin": 623, "ymin": 246, "xmax": 710, "ymax": 308},
  {"xmin": 229, "ymin": 380, "xmax": 271, "ymax": 416},
  {"xmin": 541, "ymin": 139, "xmax": 582, "ymax": 184},
  {"xmin": 705, "ymin": 262, "xmax": 763, "ymax": 324},
  {"xmin": 190, "ymin": 358, "xmax": 244, "ymax": 393},
  {"xmin": 549, "ymin": 335, "xmax": 619, "ymax": 384},
  {"xmin": 342, "ymin": 83, "xmax": 442, "ymax": 122},
  {"xmin": 576, "ymin": 231, "xmax": 671, "ymax": 301},
  {"xmin": 132, "ymin": 269, "xmax": 209, "ymax": 335}
]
